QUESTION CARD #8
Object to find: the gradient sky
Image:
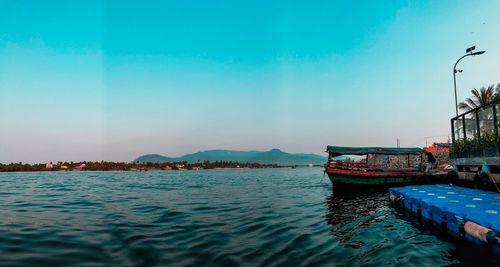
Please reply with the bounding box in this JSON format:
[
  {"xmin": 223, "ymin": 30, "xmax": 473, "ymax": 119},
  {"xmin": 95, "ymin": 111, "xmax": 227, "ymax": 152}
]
[{"xmin": 1, "ymin": 0, "xmax": 500, "ymax": 163}]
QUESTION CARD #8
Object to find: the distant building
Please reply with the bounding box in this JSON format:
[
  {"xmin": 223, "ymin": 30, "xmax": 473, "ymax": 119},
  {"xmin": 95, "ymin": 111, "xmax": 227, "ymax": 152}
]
[
  {"xmin": 425, "ymin": 143, "xmax": 451, "ymax": 153},
  {"xmin": 45, "ymin": 162, "xmax": 54, "ymax": 169},
  {"xmin": 74, "ymin": 163, "xmax": 86, "ymax": 171}
]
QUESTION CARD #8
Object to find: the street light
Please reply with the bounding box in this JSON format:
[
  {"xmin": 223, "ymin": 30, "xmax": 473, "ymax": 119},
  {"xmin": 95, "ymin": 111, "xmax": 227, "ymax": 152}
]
[{"xmin": 453, "ymin": 46, "xmax": 486, "ymax": 116}]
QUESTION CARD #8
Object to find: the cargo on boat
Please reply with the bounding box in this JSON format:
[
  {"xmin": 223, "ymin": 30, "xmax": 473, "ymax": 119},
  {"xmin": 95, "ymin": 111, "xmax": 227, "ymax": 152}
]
[
  {"xmin": 390, "ymin": 184, "xmax": 500, "ymax": 252},
  {"xmin": 324, "ymin": 146, "xmax": 449, "ymax": 187}
]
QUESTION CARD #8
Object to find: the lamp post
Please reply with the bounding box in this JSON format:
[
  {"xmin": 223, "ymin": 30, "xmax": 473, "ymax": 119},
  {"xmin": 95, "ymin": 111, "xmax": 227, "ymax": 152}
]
[{"xmin": 453, "ymin": 46, "xmax": 485, "ymax": 116}]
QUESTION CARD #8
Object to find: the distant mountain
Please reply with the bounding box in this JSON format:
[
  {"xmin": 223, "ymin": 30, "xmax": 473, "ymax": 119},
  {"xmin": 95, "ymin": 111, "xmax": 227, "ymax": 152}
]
[{"xmin": 134, "ymin": 149, "xmax": 326, "ymax": 165}]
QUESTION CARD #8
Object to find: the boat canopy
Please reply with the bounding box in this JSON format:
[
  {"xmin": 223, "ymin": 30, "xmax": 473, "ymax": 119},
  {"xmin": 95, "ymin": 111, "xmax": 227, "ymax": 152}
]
[{"xmin": 326, "ymin": 146, "xmax": 423, "ymax": 156}]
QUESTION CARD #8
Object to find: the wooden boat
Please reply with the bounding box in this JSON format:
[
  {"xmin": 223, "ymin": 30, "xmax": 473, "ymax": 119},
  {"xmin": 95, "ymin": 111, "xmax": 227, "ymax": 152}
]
[{"xmin": 324, "ymin": 146, "xmax": 449, "ymax": 187}]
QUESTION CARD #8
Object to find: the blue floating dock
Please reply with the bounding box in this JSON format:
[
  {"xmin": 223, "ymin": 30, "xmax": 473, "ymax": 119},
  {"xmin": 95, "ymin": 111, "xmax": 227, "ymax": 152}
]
[{"xmin": 390, "ymin": 185, "xmax": 500, "ymax": 250}]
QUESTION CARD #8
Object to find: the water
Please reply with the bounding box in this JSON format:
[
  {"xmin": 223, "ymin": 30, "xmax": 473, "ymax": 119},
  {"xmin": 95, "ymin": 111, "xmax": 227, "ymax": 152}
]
[{"xmin": 0, "ymin": 168, "xmax": 497, "ymax": 266}]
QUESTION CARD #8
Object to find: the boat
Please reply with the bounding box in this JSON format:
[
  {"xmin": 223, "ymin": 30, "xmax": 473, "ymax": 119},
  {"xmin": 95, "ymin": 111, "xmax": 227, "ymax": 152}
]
[{"xmin": 324, "ymin": 146, "xmax": 449, "ymax": 187}]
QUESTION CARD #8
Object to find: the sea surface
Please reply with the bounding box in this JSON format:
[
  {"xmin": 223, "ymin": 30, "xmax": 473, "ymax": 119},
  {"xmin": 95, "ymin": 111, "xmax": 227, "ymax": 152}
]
[{"xmin": 0, "ymin": 168, "xmax": 498, "ymax": 266}]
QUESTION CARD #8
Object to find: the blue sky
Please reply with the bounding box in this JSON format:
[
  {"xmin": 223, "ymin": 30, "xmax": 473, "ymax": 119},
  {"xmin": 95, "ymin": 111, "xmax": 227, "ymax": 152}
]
[{"xmin": 1, "ymin": 0, "xmax": 500, "ymax": 163}]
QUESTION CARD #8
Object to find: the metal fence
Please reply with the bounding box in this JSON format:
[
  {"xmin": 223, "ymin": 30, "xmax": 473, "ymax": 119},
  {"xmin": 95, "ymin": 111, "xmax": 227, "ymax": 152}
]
[{"xmin": 451, "ymin": 99, "xmax": 500, "ymax": 142}]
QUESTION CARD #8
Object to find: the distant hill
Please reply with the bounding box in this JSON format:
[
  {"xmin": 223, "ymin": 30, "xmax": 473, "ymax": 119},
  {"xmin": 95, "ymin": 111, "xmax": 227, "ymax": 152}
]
[{"xmin": 134, "ymin": 149, "xmax": 326, "ymax": 165}]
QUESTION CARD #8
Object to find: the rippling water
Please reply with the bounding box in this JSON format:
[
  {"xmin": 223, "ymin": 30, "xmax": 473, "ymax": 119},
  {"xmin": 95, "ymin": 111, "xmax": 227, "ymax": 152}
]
[{"xmin": 0, "ymin": 168, "xmax": 497, "ymax": 266}]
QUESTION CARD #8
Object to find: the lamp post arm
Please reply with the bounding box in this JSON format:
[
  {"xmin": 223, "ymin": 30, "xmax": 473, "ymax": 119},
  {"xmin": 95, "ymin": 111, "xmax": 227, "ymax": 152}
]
[
  {"xmin": 454, "ymin": 53, "xmax": 473, "ymax": 72},
  {"xmin": 452, "ymin": 50, "xmax": 485, "ymax": 116},
  {"xmin": 453, "ymin": 53, "xmax": 474, "ymax": 116}
]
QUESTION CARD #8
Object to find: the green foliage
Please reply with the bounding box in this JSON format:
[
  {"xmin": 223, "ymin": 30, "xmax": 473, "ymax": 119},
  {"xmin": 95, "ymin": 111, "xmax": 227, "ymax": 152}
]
[
  {"xmin": 479, "ymin": 131, "xmax": 500, "ymax": 147},
  {"xmin": 451, "ymin": 138, "xmax": 469, "ymax": 154},
  {"xmin": 0, "ymin": 161, "xmax": 283, "ymax": 172},
  {"xmin": 451, "ymin": 132, "xmax": 500, "ymax": 154}
]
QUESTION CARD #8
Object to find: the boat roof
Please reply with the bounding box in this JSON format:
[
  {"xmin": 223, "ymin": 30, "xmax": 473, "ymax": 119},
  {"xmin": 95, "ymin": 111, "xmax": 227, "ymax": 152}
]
[{"xmin": 326, "ymin": 146, "xmax": 423, "ymax": 156}]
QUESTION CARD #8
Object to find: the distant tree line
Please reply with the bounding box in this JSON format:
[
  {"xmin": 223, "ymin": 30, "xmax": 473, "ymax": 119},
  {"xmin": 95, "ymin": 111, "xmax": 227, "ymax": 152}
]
[
  {"xmin": 0, "ymin": 162, "xmax": 47, "ymax": 172},
  {"xmin": 0, "ymin": 161, "xmax": 281, "ymax": 172}
]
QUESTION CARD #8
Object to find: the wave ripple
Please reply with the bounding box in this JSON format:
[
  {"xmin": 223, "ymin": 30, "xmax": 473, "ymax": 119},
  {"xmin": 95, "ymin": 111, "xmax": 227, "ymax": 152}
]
[{"xmin": 0, "ymin": 169, "xmax": 494, "ymax": 266}]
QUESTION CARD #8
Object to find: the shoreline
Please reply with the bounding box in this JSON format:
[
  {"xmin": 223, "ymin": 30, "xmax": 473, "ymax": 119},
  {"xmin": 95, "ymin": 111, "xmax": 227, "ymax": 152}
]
[
  {"xmin": 1, "ymin": 161, "xmax": 324, "ymax": 172},
  {"xmin": 0, "ymin": 166, "xmax": 324, "ymax": 173}
]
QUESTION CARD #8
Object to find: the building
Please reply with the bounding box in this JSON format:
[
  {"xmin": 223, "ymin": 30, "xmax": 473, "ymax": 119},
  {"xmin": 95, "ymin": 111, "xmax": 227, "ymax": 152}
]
[{"xmin": 73, "ymin": 163, "xmax": 86, "ymax": 171}]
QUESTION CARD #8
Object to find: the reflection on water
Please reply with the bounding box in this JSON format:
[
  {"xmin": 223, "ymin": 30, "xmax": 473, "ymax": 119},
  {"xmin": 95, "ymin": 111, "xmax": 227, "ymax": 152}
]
[
  {"xmin": 326, "ymin": 188, "xmax": 389, "ymax": 247},
  {"xmin": 0, "ymin": 169, "xmax": 497, "ymax": 266},
  {"xmin": 322, "ymin": 188, "xmax": 452, "ymax": 265},
  {"xmin": 326, "ymin": 188, "xmax": 388, "ymax": 225},
  {"xmin": 325, "ymin": 187, "xmax": 500, "ymax": 266}
]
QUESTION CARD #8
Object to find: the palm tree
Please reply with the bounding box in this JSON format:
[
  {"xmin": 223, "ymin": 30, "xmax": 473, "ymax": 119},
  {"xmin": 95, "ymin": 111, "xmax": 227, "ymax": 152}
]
[
  {"xmin": 458, "ymin": 84, "xmax": 500, "ymax": 112},
  {"xmin": 457, "ymin": 84, "xmax": 500, "ymax": 136}
]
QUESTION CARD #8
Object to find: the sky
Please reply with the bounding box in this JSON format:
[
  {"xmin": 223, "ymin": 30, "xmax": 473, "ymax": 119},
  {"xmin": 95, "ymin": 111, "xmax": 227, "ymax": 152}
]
[{"xmin": 1, "ymin": 0, "xmax": 500, "ymax": 163}]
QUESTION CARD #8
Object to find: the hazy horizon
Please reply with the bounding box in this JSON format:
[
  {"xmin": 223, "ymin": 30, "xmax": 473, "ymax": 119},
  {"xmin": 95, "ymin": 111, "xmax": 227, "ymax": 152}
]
[
  {"xmin": 1, "ymin": 147, "xmax": 327, "ymax": 165},
  {"xmin": 2, "ymin": 0, "xmax": 500, "ymax": 163}
]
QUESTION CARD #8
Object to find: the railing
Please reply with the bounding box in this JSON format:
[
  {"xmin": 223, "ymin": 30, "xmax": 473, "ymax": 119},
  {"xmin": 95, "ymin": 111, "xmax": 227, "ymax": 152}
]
[
  {"xmin": 451, "ymin": 98, "xmax": 500, "ymax": 142},
  {"xmin": 450, "ymin": 97, "xmax": 500, "ymax": 159}
]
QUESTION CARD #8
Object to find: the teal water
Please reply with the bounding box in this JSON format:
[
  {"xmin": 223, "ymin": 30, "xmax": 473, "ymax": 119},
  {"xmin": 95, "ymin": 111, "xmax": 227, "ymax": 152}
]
[{"xmin": 0, "ymin": 168, "xmax": 496, "ymax": 266}]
